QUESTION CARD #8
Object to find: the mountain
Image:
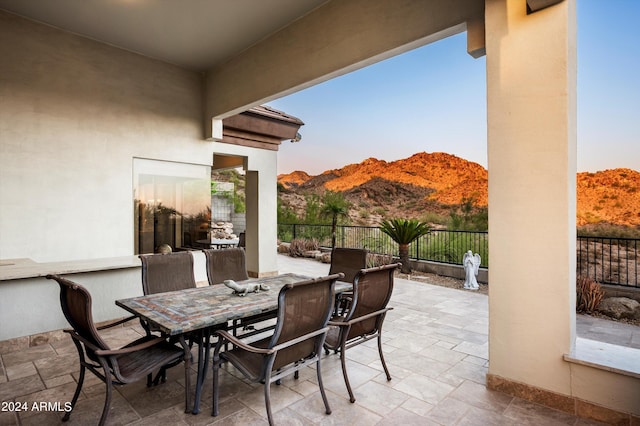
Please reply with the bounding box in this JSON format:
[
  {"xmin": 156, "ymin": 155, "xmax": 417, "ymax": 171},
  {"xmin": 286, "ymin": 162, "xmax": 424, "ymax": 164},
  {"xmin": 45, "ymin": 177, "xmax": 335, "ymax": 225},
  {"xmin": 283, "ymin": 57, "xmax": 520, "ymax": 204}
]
[
  {"xmin": 277, "ymin": 170, "xmax": 311, "ymax": 188},
  {"xmin": 576, "ymin": 168, "xmax": 640, "ymax": 227},
  {"xmin": 278, "ymin": 152, "xmax": 640, "ymax": 228}
]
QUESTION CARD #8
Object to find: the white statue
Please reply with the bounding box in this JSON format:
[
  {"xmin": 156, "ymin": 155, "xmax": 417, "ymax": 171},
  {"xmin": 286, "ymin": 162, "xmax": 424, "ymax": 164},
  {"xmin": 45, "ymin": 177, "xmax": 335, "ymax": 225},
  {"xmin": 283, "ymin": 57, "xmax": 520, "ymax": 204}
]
[{"xmin": 463, "ymin": 250, "xmax": 481, "ymax": 290}]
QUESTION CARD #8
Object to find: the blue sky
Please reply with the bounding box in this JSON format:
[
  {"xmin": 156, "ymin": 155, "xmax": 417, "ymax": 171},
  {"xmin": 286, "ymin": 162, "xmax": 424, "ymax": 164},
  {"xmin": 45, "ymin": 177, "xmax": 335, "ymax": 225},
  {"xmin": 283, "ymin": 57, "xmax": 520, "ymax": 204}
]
[{"xmin": 268, "ymin": 1, "xmax": 640, "ymax": 176}]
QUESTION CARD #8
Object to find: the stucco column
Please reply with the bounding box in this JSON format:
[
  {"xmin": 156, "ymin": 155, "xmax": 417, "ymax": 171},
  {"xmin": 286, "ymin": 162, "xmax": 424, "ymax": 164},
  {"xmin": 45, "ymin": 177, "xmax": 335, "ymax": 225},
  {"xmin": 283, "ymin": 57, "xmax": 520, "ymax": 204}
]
[
  {"xmin": 485, "ymin": 0, "xmax": 576, "ymax": 395},
  {"xmin": 244, "ymin": 158, "xmax": 279, "ymax": 278}
]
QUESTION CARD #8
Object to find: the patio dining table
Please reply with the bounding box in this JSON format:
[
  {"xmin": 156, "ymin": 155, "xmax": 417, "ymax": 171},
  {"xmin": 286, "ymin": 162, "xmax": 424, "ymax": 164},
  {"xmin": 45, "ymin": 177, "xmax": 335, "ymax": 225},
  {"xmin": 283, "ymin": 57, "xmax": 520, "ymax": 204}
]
[{"xmin": 116, "ymin": 273, "xmax": 352, "ymax": 415}]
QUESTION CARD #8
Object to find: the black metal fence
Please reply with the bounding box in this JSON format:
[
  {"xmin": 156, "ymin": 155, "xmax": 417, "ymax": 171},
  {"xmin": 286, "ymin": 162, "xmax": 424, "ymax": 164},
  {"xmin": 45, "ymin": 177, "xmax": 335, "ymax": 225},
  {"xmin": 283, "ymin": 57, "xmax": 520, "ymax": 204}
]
[
  {"xmin": 577, "ymin": 236, "xmax": 639, "ymax": 288},
  {"xmin": 278, "ymin": 223, "xmax": 640, "ymax": 288},
  {"xmin": 277, "ymin": 223, "xmax": 489, "ymax": 267}
]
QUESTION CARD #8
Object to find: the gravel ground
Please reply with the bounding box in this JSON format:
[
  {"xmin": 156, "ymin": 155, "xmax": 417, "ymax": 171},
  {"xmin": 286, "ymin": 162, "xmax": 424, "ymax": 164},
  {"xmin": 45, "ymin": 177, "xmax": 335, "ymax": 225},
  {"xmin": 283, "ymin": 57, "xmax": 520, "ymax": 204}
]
[{"xmin": 396, "ymin": 270, "xmax": 488, "ymax": 295}]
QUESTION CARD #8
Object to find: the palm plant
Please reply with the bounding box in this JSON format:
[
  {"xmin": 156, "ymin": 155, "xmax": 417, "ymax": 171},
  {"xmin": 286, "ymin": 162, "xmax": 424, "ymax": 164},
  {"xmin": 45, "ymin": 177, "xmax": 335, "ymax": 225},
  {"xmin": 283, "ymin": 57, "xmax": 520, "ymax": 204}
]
[
  {"xmin": 380, "ymin": 218, "xmax": 430, "ymax": 274},
  {"xmin": 319, "ymin": 191, "xmax": 350, "ymax": 250}
]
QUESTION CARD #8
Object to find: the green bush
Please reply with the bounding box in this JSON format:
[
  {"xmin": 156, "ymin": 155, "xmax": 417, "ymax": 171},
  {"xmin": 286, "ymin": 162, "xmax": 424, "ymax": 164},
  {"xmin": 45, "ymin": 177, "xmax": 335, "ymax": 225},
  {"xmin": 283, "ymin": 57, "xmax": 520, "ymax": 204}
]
[{"xmin": 447, "ymin": 197, "xmax": 488, "ymax": 231}]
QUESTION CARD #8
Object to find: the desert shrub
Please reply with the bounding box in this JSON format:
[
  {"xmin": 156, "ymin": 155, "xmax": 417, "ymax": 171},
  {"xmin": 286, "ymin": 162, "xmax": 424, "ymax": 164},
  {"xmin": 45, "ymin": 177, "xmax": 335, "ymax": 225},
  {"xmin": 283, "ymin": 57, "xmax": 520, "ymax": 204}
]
[
  {"xmin": 422, "ymin": 211, "xmax": 448, "ymax": 226},
  {"xmin": 447, "ymin": 197, "xmax": 488, "ymax": 231},
  {"xmin": 367, "ymin": 253, "xmax": 394, "ymax": 268},
  {"xmin": 576, "ymin": 275, "xmax": 604, "ymax": 313},
  {"xmin": 419, "ymin": 232, "xmax": 489, "ymax": 268},
  {"xmin": 288, "ymin": 238, "xmax": 319, "ymax": 257},
  {"xmin": 305, "ymin": 239, "xmax": 320, "ymax": 251},
  {"xmin": 578, "ymin": 223, "xmax": 640, "ymax": 239},
  {"xmin": 373, "ymin": 207, "xmax": 387, "ymax": 216}
]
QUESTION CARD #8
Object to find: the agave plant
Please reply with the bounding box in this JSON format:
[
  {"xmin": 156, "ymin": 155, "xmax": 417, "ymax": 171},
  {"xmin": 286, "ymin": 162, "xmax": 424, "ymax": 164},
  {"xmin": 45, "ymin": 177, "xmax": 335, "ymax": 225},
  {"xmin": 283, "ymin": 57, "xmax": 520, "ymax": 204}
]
[{"xmin": 380, "ymin": 218, "xmax": 430, "ymax": 274}]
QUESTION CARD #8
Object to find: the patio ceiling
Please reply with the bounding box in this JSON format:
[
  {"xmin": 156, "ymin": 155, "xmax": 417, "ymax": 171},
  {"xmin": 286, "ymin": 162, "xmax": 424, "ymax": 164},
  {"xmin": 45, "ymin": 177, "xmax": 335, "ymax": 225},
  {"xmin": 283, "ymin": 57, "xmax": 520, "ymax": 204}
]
[{"xmin": 0, "ymin": 0, "xmax": 329, "ymax": 71}]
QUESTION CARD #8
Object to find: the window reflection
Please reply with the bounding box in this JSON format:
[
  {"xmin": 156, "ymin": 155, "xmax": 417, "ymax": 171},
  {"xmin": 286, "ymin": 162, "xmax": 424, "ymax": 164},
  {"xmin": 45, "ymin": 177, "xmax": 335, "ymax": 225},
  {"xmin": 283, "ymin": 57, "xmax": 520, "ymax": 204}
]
[{"xmin": 133, "ymin": 159, "xmax": 211, "ymax": 254}]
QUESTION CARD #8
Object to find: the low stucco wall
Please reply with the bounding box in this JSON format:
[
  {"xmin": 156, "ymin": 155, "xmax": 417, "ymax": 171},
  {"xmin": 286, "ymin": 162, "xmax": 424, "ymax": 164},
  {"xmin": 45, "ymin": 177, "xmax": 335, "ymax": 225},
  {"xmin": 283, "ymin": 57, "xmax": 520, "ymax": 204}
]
[
  {"xmin": 408, "ymin": 259, "xmax": 488, "ymax": 283},
  {"xmin": 0, "ymin": 269, "xmax": 142, "ymax": 343},
  {"xmin": 0, "ymin": 252, "xmax": 208, "ymax": 343},
  {"xmin": 601, "ymin": 284, "xmax": 640, "ymax": 303}
]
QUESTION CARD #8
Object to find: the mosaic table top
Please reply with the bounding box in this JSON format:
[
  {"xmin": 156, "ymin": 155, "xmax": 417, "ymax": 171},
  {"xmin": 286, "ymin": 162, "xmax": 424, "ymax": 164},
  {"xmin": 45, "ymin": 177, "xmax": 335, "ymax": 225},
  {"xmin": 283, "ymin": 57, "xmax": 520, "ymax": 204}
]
[{"xmin": 116, "ymin": 273, "xmax": 351, "ymax": 336}]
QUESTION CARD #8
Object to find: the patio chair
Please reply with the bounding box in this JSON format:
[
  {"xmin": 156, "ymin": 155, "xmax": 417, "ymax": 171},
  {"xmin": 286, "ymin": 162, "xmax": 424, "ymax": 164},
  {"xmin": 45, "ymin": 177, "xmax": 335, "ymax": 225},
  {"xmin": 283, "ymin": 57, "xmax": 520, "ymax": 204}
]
[
  {"xmin": 212, "ymin": 273, "xmax": 343, "ymax": 425},
  {"xmin": 329, "ymin": 247, "xmax": 368, "ymax": 282},
  {"xmin": 46, "ymin": 274, "xmax": 185, "ymax": 426},
  {"xmin": 203, "ymin": 247, "xmax": 273, "ymax": 339},
  {"xmin": 139, "ymin": 251, "xmax": 198, "ymax": 384},
  {"xmin": 139, "ymin": 251, "xmax": 197, "ymax": 295},
  {"xmin": 323, "ymin": 262, "xmax": 400, "ymax": 403},
  {"xmin": 202, "ymin": 247, "xmax": 249, "ymax": 285},
  {"xmin": 329, "ymin": 247, "xmax": 368, "ymax": 315}
]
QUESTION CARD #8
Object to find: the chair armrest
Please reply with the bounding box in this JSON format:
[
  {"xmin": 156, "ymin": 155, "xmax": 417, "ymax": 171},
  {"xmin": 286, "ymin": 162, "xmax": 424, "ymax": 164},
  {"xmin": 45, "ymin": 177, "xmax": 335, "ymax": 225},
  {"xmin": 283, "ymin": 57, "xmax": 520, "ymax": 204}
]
[
  {"xmin": 214, "ymin": 330, "xmax": 273, "ymax": 354},
  {"xmin": 271, "ymin": 327, "xmax": 330, "ymax": 352},
  {"xmin": 94, "ymin": 336, "xmax": 168, "ymax": 356},
  {"xmin": 68, "ymin": 331, "xmax": 103, "ymax": 353},
  {"xmin": 215, "ymin": 328, "xmax": 330, "ymax": 354},
  {"xmin": 96, "ymin": 315, "xmax": 138, "ymax": 330},
  {"xmin": 330, "ymin": 307, "xmax": 393, "ymax": 327}
]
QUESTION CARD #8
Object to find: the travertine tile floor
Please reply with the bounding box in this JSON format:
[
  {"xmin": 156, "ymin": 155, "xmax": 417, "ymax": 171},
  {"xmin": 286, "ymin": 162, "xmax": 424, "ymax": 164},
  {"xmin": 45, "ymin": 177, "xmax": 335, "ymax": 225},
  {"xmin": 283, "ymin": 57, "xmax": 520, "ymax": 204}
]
[{"xmin": 0, "ymin": 254, "xmax": 625, "ymax": 425}]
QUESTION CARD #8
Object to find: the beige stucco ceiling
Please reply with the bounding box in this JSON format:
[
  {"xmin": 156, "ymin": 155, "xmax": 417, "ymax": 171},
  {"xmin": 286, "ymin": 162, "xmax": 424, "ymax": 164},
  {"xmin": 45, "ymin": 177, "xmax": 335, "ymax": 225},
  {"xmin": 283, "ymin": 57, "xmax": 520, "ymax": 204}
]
[{"xmin": 0, "ymin": 0, "xmax": 329, "ymax": 71}]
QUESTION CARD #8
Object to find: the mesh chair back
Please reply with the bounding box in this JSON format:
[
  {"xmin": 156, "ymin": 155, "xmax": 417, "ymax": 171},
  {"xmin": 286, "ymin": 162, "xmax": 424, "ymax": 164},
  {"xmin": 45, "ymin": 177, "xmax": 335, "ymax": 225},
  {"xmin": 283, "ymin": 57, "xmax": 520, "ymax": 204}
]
[
  {"xmin": 329, "ymin": 248, "xmax": 368, "ymax": 283},
  {"xmin": 139, "ymin": 251, "xmax": 196, "ymax": 295},
  {"xmin": 269, "ymin": 274, "xmax": 339, "ymax": 370},
  {"xmin": 346, "ymin": 263, "xmax": 399, "ymax": 340},
  {"xmin": 203, "ymin": 248, "xmax": 249, "ymax": 285},
  {"xmin": 48, "ymin": 275, "xmax": 110, "ymax": 360}
]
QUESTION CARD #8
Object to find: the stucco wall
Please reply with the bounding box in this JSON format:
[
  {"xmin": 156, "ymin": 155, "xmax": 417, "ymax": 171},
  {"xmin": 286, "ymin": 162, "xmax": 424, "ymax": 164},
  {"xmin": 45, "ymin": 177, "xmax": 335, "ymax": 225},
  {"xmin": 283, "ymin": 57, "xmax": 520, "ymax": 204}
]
[
  {"xmin": 486, "ymin": 0, "xmax": 577, "ymax": 394},
  {"xmin": 0, "ymin": 11, "xmax": 212, "ymax": 262}
]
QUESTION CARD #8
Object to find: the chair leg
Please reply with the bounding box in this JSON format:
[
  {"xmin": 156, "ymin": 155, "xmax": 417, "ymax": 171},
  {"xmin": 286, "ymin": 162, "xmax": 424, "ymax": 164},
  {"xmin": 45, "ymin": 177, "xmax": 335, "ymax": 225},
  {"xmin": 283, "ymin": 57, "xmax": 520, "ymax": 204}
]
[
  {"xmin": 264, "ymin": 377, "xmax": 274, "ymax": 426},
  {"xmin": 63, "ymin": 363, "xmax": 85, "ymax": 421},
  {"xmin": 179, "ymin": 336, "xmax": 192, "ymax": 414},
  {"xmin": 377, "ymin": 332, "xmax": 392, "ymax": 381},
  {"xmin": 193, "ymin": 328, "xmax": 212, "ymax": 414},
  {"xmin": 316, "ymin": 359, "xmax": 332, "ymax": 415},
  {"xmin": 339, "ymin": 340, "xmax": 356, "ymax": 403},
  {"xmin": 212, "ymin": 357, "xmax": 220, "ymax": 417},
  {"xmin": 151, "ymin": 367, "xmax": 167, "ymax": 386},
  {"xmin": 98, "ymin": 361, "xmax": 113, "ymax": 426}
]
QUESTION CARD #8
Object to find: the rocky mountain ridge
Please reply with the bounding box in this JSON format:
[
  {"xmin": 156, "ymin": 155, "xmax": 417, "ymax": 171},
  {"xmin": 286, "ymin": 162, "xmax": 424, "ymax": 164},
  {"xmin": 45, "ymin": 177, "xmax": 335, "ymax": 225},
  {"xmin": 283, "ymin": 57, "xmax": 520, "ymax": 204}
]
[{"xmin": 278, "ymin": 152, "xmax": 640, "ymax": 227}]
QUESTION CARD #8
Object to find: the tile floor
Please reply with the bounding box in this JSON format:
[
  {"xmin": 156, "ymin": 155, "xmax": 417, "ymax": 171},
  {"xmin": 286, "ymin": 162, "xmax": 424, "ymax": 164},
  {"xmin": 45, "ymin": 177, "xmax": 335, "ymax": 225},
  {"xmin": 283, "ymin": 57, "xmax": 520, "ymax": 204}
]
[{"xmin": 1, "ymin": 254, "xmax": 631, "ymax": 425}]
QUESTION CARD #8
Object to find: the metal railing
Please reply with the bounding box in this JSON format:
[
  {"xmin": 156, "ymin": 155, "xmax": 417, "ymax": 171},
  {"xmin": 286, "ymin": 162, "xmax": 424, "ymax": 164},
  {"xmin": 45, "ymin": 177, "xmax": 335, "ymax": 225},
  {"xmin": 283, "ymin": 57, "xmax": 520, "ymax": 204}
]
[
  {"xmin": 277, "ymin": 223, "xmax": 488, "ymax": 267},
  {"xmin": 278, "ymin": 223, "xmax": 640, "ymax": 288},
  {"xmin": 577, "ymin": 236, "xmax": 639, "ymax": 288}
]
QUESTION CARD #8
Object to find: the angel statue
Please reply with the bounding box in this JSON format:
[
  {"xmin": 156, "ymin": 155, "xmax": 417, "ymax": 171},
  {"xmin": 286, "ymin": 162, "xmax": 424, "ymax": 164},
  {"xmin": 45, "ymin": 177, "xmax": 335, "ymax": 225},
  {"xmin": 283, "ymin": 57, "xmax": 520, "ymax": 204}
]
[{"xmin": 463, "ymin": 250, "xmax": 481, "ymax": 290}]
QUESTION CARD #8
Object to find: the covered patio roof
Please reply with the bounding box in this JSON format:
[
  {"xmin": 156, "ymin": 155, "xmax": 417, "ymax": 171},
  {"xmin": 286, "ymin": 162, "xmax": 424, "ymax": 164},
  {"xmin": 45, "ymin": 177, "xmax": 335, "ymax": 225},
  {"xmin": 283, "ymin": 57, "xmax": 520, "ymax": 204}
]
[
  {"xmin": 2, "ymin": 0, "xmax": 638, "ymax": 422},
  {"xmin": 0, "ymin": 0, "xmax": 330, "ymax": 72}
]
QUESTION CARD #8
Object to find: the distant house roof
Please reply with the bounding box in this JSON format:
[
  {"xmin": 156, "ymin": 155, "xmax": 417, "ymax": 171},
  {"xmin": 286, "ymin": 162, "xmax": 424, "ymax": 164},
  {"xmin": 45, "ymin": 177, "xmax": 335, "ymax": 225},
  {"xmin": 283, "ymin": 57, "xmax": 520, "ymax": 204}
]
[
  {"xmin": 221, "ymin": 105, "xmax": 304, "ymax": 151},
  {"xmin": 247, "ymin": 105, "xmax": 304, "ymax": 126}
]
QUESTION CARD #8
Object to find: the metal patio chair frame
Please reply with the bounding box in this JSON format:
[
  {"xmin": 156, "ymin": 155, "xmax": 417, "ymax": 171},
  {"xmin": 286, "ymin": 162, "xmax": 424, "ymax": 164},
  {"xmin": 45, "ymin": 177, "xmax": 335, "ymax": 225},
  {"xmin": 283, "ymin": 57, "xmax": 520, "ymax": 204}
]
[
  {"xmin": 211, "ymin": 273, "xmax": 342, "ymax": 425},
  {"xmin": 47, "ymin": 274, "xmax": 186, "ymax": 426},
  {"xmin": 323, "ymin": 262, "xmax": 400, "ymax": 402}
]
